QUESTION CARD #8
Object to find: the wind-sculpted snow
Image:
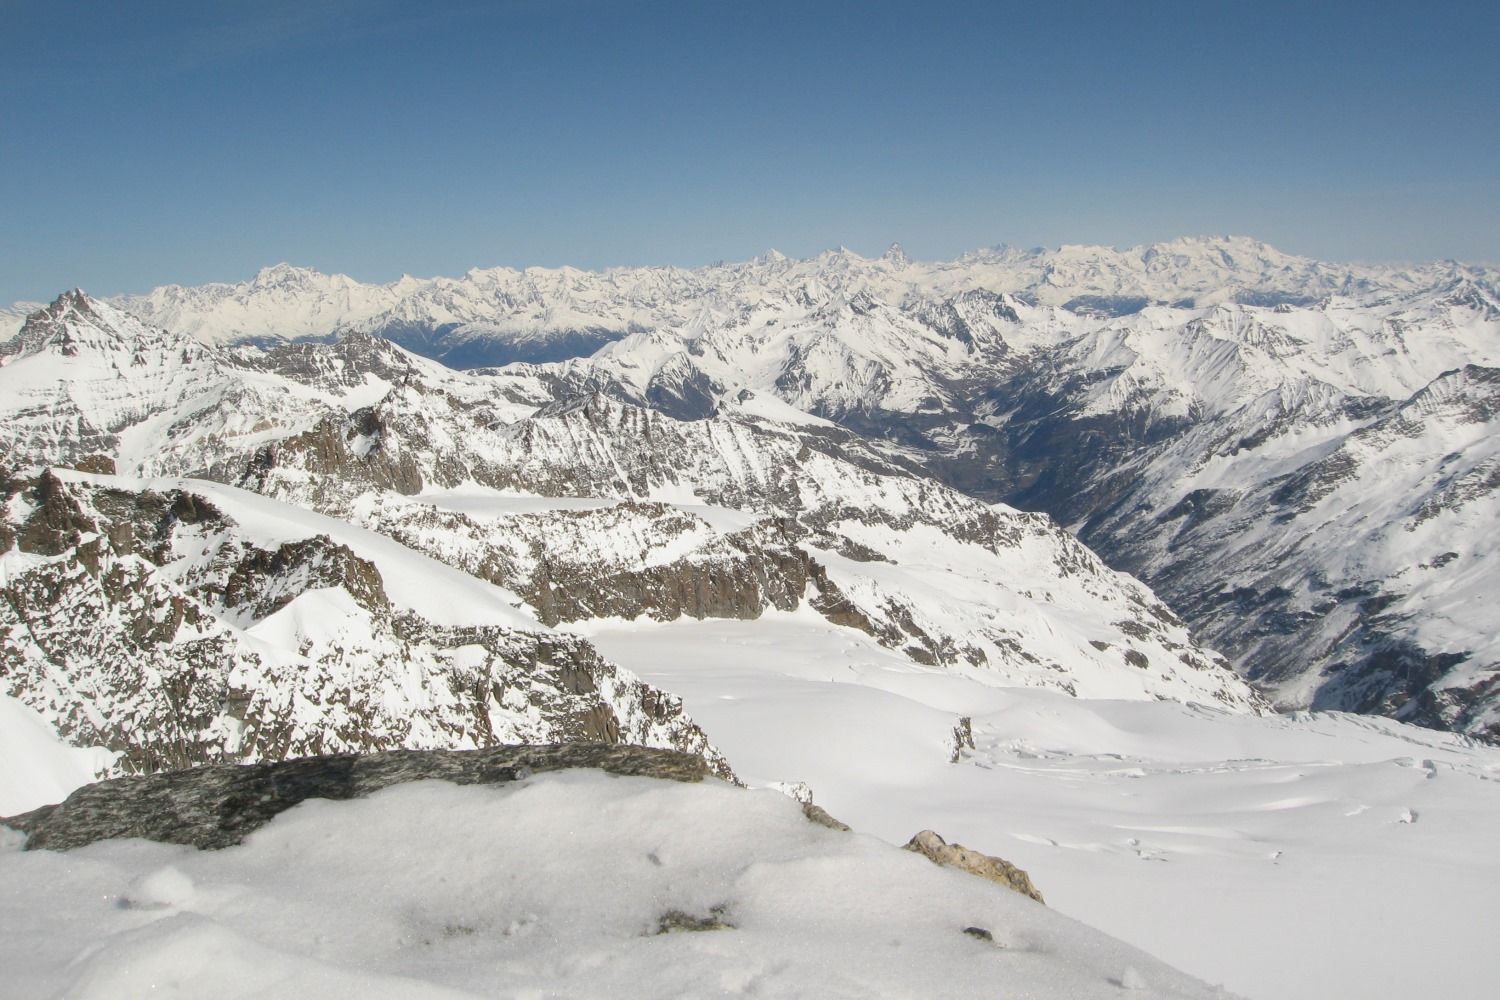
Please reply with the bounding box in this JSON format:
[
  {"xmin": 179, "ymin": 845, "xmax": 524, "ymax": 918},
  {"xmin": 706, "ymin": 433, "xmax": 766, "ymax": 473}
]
[
  {"xmin": 583, "ymin": 613, "xmax": 1500, "ymax": 1000},
  {"xmin": 0, "ymin": 469, "xmax": 727, "ymax": 784}
]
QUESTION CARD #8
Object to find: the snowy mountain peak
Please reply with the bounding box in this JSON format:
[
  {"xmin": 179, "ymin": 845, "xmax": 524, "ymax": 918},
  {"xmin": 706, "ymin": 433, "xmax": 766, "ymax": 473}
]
[
  {"xmin": 2, "ymin": 289, "xmax": 98, "ymax": 358},
  {"xmin": 1, "ymin": 290, "xmax": 203, "ymax": 366},
  {"xmin": 251, "ymin": 262, "xmax": 326, "ymax": 287},
  {"xmin": 50, "ymin": 237, "xmax": 1492, "ymax": 363}
]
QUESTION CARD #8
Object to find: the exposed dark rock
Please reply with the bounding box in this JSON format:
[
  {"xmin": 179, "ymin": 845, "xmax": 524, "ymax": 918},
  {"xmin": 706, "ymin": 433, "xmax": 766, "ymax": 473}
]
[
  {"xmin": 527, "ymin": 517, "xmax": 814, "ymax": 626},
  {"xmin": 948, "ymin": 716, "xmax": 976, "ymax": 763},
  {"xmin": 801, "ymin": 802, "xmax": 852, "ymax": 832},
  {"xmin": 221, "ymin": 535, "xmax": 390, "ymax": 618},
  {"xmin": 904, "ymin": 829, "xmax": 1045, "ymax": 904},
  {"xmin": 655, "ymin": 905, "xmax": 733, "ymax": 934},
  {"xmin": 237, "ymin": 407, "xmax": 425, "ymax": 498},
  {"xmin": 71, "ymin": 454, "xmax": 117, "ymax": 475},
  {"xmin": 1, "ymin": 744, "xmax": 710, "ymax": 852},
  {"xmin": 15, "ymin": 470, "xmax": 96, "ymax": 556}
]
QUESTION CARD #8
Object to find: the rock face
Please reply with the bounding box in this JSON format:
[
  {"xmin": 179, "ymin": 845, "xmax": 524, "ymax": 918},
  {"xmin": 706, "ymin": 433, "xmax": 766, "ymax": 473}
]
[
  {"xmin": 904, "ymin": 829, "xmax": 1046, "ymax": 904},
  {"xmin": 1, "ymin": 743, "xmax": 708, "ymax": 851},
  {"xmin": 0, "ymin": 469, "xmax": 730, "ymax": 779}
]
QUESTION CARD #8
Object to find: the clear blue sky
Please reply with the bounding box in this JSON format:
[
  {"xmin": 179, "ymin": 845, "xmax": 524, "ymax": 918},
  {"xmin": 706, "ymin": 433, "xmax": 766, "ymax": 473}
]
[{"xmin": 3, "ymin": 0, "xmax": 1497, "ymax": 302}]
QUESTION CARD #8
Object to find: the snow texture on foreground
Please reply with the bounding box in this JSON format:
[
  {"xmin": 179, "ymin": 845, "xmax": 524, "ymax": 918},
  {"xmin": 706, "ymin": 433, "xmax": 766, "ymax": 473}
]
[
  {"xmin": 0, "ymin": 772, "xmax": 1228, "ymax": 1000},
  {"xmin": 581, "ymin": 611, "xmax": 1500, "ymax": 1000},
  {"xmin": 0, "ymin": 695, "xmax": 114, "ymax": 817}
]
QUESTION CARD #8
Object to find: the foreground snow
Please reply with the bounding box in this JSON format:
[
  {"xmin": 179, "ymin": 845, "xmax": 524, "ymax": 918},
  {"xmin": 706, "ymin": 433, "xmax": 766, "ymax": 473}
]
[
  {"xmin": 0, "ymin": 771, "xmax": 1227, "ymax": 1000},
  {"xmin": 579, "ymin": 611, "xmax": 1500, "ymax": 1000},
  {"xmin": 0, "ymin": 696, "xmax": 113, "ymax": 816}
]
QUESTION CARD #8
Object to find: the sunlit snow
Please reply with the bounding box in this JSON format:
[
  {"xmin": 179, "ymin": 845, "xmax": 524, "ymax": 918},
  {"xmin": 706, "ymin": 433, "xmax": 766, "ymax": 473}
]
[
  {"xmin": 0, "ymin": 773, "xmax": 1230, "ymax": 1000},
  {"xmin": 579, "ymin": 612, "xmax": 1500, "ymax": 1000}
]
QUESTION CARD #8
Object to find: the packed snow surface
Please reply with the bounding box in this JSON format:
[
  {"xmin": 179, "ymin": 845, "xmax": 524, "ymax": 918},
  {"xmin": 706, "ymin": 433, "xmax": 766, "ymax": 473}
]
[
  {"xmin": 579, "ymin": 611, "xmax": 1500, "ymax": 1000},
  {"xmin": 0, "ymin": 695, "xmax": 112, "ymax": 816},
  {"xmin": 0, "ymin": 772, "xmax": 1228, "ymax": 1000}
]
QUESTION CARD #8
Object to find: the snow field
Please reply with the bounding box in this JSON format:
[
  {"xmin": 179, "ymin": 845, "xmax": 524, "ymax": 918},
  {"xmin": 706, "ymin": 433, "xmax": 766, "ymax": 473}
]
[
  {"xmin": 0, "ymin": 772, "xmax": 1227, "ymax": 1000},
  {"xmin": 0, "ymin": 695, "xmax": 114, "ymax": 816},
  {"xmin": 580, "ymin": 612, "xmax": 1500, "ymax": 1000}
]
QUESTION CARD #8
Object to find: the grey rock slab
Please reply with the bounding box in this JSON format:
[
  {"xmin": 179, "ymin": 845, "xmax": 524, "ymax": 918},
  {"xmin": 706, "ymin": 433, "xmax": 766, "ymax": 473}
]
[{"xmin": 2, "ymin": 743, "xmax": 709, "ymax": 852}]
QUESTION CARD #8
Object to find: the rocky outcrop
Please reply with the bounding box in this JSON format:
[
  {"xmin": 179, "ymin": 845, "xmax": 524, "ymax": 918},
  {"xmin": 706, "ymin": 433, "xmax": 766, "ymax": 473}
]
[
  {"xmin": 904, "ymin": 829, "xmax": 1045, "ymax": 904},
  {"xmin": 237, "ymin": 406, "xmax": 426, "ymax": 498},
  {"xmin": 800, "ymin": 802, "xmax": 852, "ymax": 832},
  {"xmin": 0, "ymin": 471, "xmax": 732, "ymax": 779},
  {"xmin": 1, "ymin": 743, "xmax": 710, "ymax": 851}
]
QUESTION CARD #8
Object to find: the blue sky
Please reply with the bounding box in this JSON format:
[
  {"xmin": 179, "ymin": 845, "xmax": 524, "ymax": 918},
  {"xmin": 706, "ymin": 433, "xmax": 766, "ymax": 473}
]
[{"xmin": 2, "ymin": 0, "xmax": 1497, "ymax": 302}]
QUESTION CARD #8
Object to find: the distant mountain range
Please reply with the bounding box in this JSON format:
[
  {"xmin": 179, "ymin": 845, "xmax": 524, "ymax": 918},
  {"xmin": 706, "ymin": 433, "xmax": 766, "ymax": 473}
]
[{"xmin": 4, "ymin": 236, "xmax": 1499, "ymax": 746}]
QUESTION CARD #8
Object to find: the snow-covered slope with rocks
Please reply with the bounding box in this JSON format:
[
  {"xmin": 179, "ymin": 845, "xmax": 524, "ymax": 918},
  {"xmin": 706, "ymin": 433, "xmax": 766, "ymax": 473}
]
[
  {"xmin": 93, "ymin": 238, "xmax": 1500, "ymax": 739},
  {"xmin": 0, "ymin": 769, "xmax": 1231, "ymax": 1000},
  {"xmin": 0, "ymin": 466, "xmax": 725, "ymax": 781},
  {"xmin": 582, "ymin": 611, "xmax": 1500, "ymax": 1000},
  {"xmin": 0, "ymin": 292, "xmax": 1259, "ymax": 712}
]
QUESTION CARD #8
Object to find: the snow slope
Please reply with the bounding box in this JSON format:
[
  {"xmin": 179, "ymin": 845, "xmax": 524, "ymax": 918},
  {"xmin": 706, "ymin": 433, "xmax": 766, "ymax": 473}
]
[
  {"xmin": 0, "ymin": 695, "xmax": 113, "ymax": 816},
  {"xmin": 581, "ymin": 612, "xmax": 1500, "ymax": 1000},
  {"xmin": 0, "ymin": 771, "xmax": 1229, "ymax": 1000}
]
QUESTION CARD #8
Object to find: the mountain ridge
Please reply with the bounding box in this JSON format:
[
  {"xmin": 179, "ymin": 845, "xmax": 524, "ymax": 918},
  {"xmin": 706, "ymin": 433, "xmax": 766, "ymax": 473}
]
[
  {"xmin": 5, "ymin": 233, "xmax": 1499, "ymax": 741},
  {"xmin": 8, "ymin": 236, "xmax": 1491, "ymax": 364}
]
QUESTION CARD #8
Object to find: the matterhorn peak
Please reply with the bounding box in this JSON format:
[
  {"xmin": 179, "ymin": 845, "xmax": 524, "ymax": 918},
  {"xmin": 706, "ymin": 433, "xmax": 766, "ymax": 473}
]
[{"xmin": 882, "ymin": 241, "xmax": 910, "ymax": 267}]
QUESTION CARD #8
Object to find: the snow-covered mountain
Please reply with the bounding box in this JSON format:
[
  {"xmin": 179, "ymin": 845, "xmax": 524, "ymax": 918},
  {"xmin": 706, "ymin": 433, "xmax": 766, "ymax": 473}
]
[
  {"xmin": 78, "ymin": 238, "xmax": 1500, "ymax": 739},
  {"xmin": 7, "ymin": 254, "xmax": 1500, "ymax": 1000},
  {"xmin": 8, "ymin": 239, "xmax": 1500, "ymax": 740},
  {"xmin": 64, "ymin": 235, "xmax": 1488, "ymax": 367},
  {"xmin": 0, "ymin": 466, "xmax": 725, "ymax": 776},
  {"xmin": 0, "ymin": 292, "xmax": 1257, "ymax": 714}
]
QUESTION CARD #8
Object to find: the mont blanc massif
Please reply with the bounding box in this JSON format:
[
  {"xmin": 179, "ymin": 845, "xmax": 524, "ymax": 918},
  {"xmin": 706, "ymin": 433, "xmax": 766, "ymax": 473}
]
[{"xmin": 4, "ymin": 237, "xmax": 1500, "ymax": 1000}]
